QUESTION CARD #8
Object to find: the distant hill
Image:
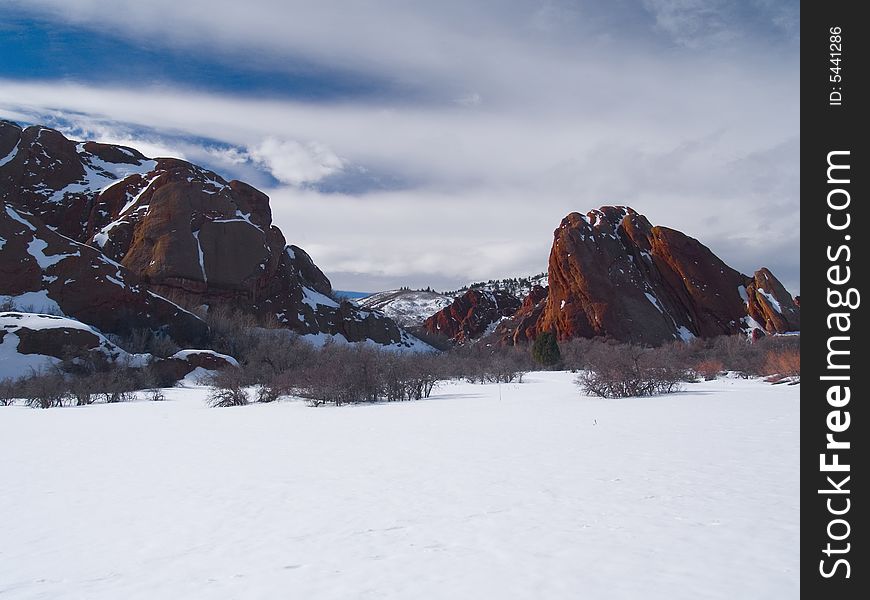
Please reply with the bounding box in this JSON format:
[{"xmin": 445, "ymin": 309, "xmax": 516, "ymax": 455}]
[
  {"xmin": 441, "ymin": 273, "xmax": 548, "ymax": 299},
  {"xmin": 358, "ymin": 289, "xmax": 454, "ymax": 327}
]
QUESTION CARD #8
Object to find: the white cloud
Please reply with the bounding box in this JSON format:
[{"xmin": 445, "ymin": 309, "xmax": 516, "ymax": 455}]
[{"xmin": 248, "ymin": 138, "xmax": 344, "ymax": 186}]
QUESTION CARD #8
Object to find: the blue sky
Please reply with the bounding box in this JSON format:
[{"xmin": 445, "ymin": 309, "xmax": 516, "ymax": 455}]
[{"xmin": 0, "ymin": 1, "xmax": 800, "ymax": 293}]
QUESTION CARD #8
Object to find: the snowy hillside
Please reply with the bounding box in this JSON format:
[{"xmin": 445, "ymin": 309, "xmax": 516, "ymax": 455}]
[
  {"xmin": 358, "ymin": 289, "xmax": 454, "ymax": 326},
  {"xmin": 0, "ymin": 372, "xmax": 799, "ymax": 599}
]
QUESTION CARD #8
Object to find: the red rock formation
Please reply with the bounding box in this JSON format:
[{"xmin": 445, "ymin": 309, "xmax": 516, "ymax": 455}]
[
  {"xmin": 745, "ymin": 268, "xmax": 800, "ymax": 333},
  {"xmin": 489, "ymin": 285, "xmax": 548, "ymax": 345},
  {"xmin": 422, "ymin": 289, "xmax": 521, "ymax": 343},
  {"xmin": 528, "ymin": 207, "xmax": 799, "ymax": 345},
  {"xmin": 0, "ymin": 201, "xmax": 207, "ymax": 345},
  {"xmin": 0, "ymin": 121, "xmax": 414, "ymax": 348}
]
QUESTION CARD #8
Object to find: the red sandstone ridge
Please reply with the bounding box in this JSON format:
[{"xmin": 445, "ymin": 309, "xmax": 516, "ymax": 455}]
[
  {"xmin": 522, "ymin": 207, "xmax": 798, "ymax": 345},
  {"xmin": 421, "ymin": 289, "xmax": 521, "ymax": 343},
  {"xmin": 0, "ymin": 201, "xmax": 207, "ymax": 345},
  {"xmin": 0, "ymin": 121, "xmax": 417, "ymax": 348}
]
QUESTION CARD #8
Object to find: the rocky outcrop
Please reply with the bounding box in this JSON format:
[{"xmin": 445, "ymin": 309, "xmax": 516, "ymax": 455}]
[
  {"xmin": 745, "ymin": 268, "xmax": 800, "ymax": 333},
  {"xmin": 0, "ymin": 312, "xmax": 148, "ymax": 378},
  {"xmin": 0, "ymin": 312, "xmax": 243, "ymax": 383},
  {"xmin": 1, "ymin": 201, "xmax": 208, "ymax": 345},
  {"xmin": 0, "ymin": 121, "xmax": 418, "ymax": 348},
  {"xmin": 490, "ymin": 285, "xmax": 549, "ymax": 345},
  {"xmin": 523, "ymin": 206, "xmax": 799, "ymax": 345},
  {"xmin": 147, "ymin": 349, "xmax": 240, "ymax": 383},
  {"xmin": 422, "ymin": 289, "xmax": 521, "ymax": 343}
]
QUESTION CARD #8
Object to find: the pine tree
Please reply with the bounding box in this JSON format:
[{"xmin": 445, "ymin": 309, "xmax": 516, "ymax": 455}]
[{"xmin": 531, "ymin": 331, "xmax": 561, "ymax": 368}]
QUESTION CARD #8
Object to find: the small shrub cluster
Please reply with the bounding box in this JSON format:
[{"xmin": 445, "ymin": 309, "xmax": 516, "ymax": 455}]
[
  {"xmin": 560, "ymin": 334, "xmax": 800, "ymax": 380},
  {"xmin": 202, "ymin": 329, "xmax": 535, "ymax": 407},
  {"xmin": 762, "ymin": 348, "xmax": 800, "ymax": 381},
  {"xmin": 1, "ymin": 363, "xmax": 173, "ymax": 409},
  {"xmin": 575, "ymin": 343, "xmax": 688, "ymax": 398},
  {"xmin": 264, "ymin": 344, "xmax": 445, "ymax": 406},
  {"xmin": 442, "ymin": 345, "xmax": 533, "ymax": 384}
]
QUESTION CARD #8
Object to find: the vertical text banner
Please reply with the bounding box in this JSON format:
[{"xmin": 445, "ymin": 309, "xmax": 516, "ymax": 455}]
[{"xmin": 803, "ymin": 0, "xmax": 866, "ymax": 596}]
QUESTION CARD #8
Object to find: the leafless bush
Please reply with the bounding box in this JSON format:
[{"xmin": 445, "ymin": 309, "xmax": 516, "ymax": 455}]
[
  {"xmin": 241, "ymin": 329, "xmax": 315, "ymax": 385},
  {"xmin": 0, "ymin": 377, "xmax": 22, "ymax": 406},
  {"xmin": 74, "ymin": 369, "xmax": 136, "ymax": 404},
  {"xmin": 254, "ymin": 383, "xmax": 282, "ymax": 403},
  {"xmin": 445, "ymin": 345, "xmax": 531, "ymax": 384},
  {"xmin": 290, "ymin": 343, "xmax": 447, "ymax": 406},
  {"xmin": 145, "ymin": 388, "xmax": 167, "ymax": 402},
  {"xmin": 67, "ymin": 375, "xmax": 97, "ymax": 406},
  {"xmin": 201, "ymin": 305, "xmax": 263, "ymax": 360},
  {"xmin": 106, "ymin": 328, "xmax": 180, "ymax": 359},
  {"xmin": 206, "ymin": 384, "xmax": 250, "ymax": 407},
  {"xmin": 576, "ymin": 343, "xmax": 686, "ymax": 398},
  {"xmin": 206, "ymin": 369, "xmax": 250, "ymax": 407},
  {"xmin": 694, "ymin": 358, "xmax": 724, "ymax": 381},
  {"xmin": 652, "ymin": 334, "xmax": 800, "ymax": 379},
  {"xmin": 762, "ymin": 348, "xmax": 800, "ymax": 381},
  {"xmin": 22, "ymin": 373, "xmax": 69, "ymax": 408}
]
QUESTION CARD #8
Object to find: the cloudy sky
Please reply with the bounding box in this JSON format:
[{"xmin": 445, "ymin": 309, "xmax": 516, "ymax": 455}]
[{"xmin": 0, "ymin": 0, "xmax": 800, "ymax": 293}]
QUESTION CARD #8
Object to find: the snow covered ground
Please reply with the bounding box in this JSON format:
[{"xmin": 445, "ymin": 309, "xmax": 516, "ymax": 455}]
[{"xmin": 0, "ymin": 372, "xmax": 799, "ymax": 599}]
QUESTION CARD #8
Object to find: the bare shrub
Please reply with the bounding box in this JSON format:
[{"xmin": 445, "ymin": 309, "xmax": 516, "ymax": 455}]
[
  {"xmin": 206, "ymin": 369, "xmax": 250, "ymax": 407},
  {"xmin": 202, "ymin": 306, "xmax": 262, "ymax": 360},
  {"xmin": 694, "ymin": 358, "xmax": 724, "ymax": 381},
  {"xmin": 0, "ymin": 377, "xmax": 22, "ymax": 406},
  {"xmin": 291, "ymin": 343, "xmax": 448, "ymax": 406},
  {"xmin": 241, "ymin": 329, "xmax": 314, "ymax": 385},
  {"xmin": 254, "ymin": 384, "xmax": 282, "ymax": 403},
  {"xmin": 448, "ymin": 344, "xmax": 531, "ymax": 384},
  {"xmin": 91, "ymin": 371, "xmax": 137, "ymax": 403},
  {"xmin": 106, "ymin": 329, "xmax": 181, "ymax": 359},
  {"xmin": 22, "ymin": 373, "xmax": 69, "ymax": 409},
  {"xmin": 67, "ymin": 375, "xmax": 98, "ymax": 406},
  {"xmin": 207, "ymin": 384, "xmax": 250, "ymax": 407},
  {"xmin": 762, "ymin": 348, "xmax": 800, "ymax": 380},
  {"xmin": 577, "ymin": 343, "xmax": 685, "ymax": 398},
  {"xmin": 145, "ymin": 388, "xmax": 167, "ymax": 402}
]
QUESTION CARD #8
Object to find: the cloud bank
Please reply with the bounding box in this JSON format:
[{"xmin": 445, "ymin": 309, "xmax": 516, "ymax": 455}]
[{"xmin": 0, "ymin": 0, "xmax": 800, "ymax": 293}]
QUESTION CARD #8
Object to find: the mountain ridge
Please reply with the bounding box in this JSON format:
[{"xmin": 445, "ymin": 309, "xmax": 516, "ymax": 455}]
[{"xmin": 0, "ymin": 121, "xmax": 426, "ymax": 358}]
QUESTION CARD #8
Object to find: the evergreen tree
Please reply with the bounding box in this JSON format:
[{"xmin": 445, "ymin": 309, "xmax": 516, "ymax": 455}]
[{"xmin": 531, "ymin": 331, "xmax": 561, "ymax": 368}]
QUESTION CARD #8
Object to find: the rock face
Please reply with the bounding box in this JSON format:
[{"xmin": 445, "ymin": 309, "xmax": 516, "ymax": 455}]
[
  {"xmin": 522, "ymin": 207, "xmax": 799, "ymax": 345},
  {"xmin": 491, "ymin": 285, "xmax": 549, "ymax": 345},
  {"xmin": 421, "ymin": 289, "xmax": 522, "ymax": 343},
  {"xmin": 1, "ymin": 201, "xmax": 207, "ymax": 345},
  {"xmin": 745, "ymin": 268, "xmax": 800, "ymax": 333},
  {"xmin": 0, "ymin": 121, "xmax": 415, "ymax": 348}
]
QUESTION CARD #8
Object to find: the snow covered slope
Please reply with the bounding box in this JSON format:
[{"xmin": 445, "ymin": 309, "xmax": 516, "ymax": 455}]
[
  {"xmin": 0, "ymin": 372, "xmax": 799, "ymax": 599},
  {"xmin": 0, "ymin": 311, "xmax": 148, "ymax": 379},
  {"xmin": 358, "ymin": 289, "xmax": 454, "ymax": 326}
]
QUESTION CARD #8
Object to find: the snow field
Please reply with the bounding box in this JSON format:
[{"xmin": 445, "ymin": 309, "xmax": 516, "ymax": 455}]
[{"xmin": 0, "ymin": 372, "xmax": 799, "ymax": 599}]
